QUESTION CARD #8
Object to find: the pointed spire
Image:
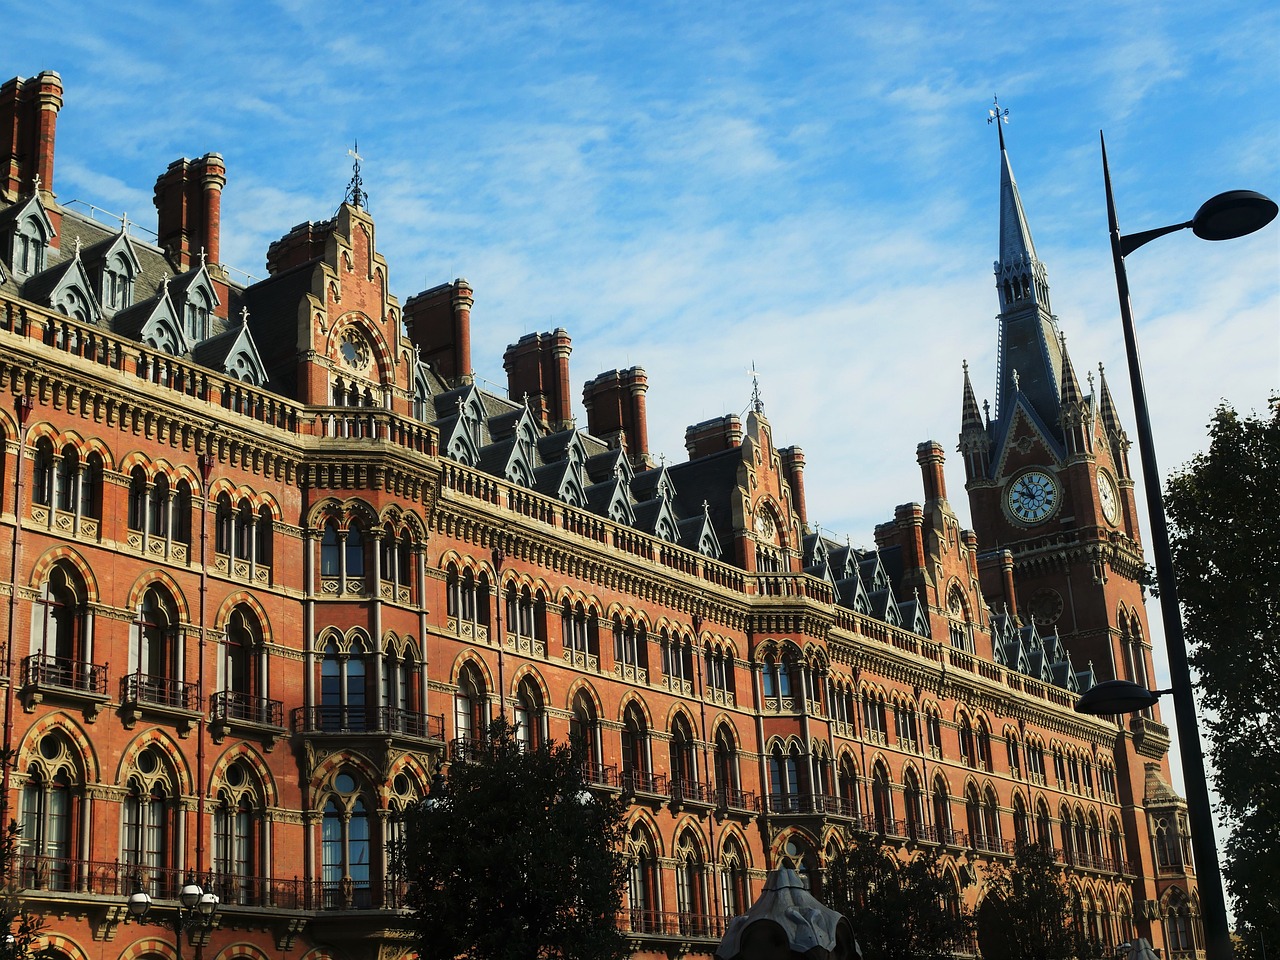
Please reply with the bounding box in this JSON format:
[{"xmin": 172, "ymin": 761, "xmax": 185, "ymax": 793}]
[
  {"xmin": 988, "ymin": 102, "xmax": 1063, "ymax": 436},
  {"xmin": 961, "ymin": 360, "xmax": 985, "ymax": 432},
  {"xmin": 1098, "ymin": 363, "xmax": 1124, "ymax": 437},
  {"xmin": 1058, "ymin": 333, "xmax": 1083, "ymax": 406}
]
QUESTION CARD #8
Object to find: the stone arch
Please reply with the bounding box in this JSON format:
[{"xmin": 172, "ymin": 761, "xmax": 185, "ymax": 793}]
[
  {"xmin": 26, "ymin": 546, "xmax": 100, "ymax": 601},
  {"xmin": 214, "ymin": 591, "xmax": 272, "ymax": 635},
  {"xmin": 16, "ymin": 710, "xmax": 99, "ymax": 783},
  {"xmin": 564, "ymin": 677, "xmax": 602, "ymax": 715},
  {"xmin": 449, "ymin": 651, "xmax": 495, "ymax": 689},
  {"xmin": 211, "ymin": 944, "xmax": 274, "ymax": 960},
  {"xmin": 509, "ymin": 663, "xmax": 549, "ymax": 702},
  {"xmin": 116, "ymin": 728, "xmax": 194, "ymax": 797},
  {"xmin": 117, "ymin": 940, "xmax": 179, "ymax": 960},
  {"xmin": 209, "ymin": 743, "xmax": 279, "ymax": 808},
  {"xmin": 40, "ymin": 935, "xmax": 92, "ymax": 960},
  {"xmin": 124, "ymin": 570, "xmax": 192, "ymax": 623},
  {"xmin": 617, "ymin": 691, "xmax": 654, "ymax": 727}
]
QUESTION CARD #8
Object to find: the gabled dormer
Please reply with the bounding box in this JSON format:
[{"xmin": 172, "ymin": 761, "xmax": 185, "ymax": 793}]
[
  {"xmin": 437, "ymin": 385, "xmax": 487, "ymax": 467},
  {"xmin": 193, "ymin": 318, "xmax": 269, "ymax": 387},
  {"xmin": 2, "ymin": 192, "xmax": 55, "ymax": 279},
  {"xmin": 587, "ymin": 477, "xmax": 635, "ymax": 526},
  {"xmin": 113, "ymin": 281, "xmax": 183, "ymax": 354},
  {"xmin": 170, "ymin": 262, "xmax": 220, "ymax": 344},
  {"xmin": 23, "ymin": 243, "xmax": 102, "ymax": 324},
  {"xmin": 836, "ymin": 570, "xmax": 872, "ymax": 615},
  {"xmin": 678, "ymin": 504, "xmax": 722, "ymax": 559},
  {"xmin": 900, "ymin": 593, "xmax": 933, "ymax": 638},
  {"xmin": 86, "ymin": 230, "xmax": 141, "ymax": 315}
]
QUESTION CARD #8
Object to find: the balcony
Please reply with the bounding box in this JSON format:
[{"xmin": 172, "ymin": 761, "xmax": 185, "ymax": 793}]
[
  {"xmin": 622, "ymin": 909, "xmax": 726, "ymax": 942},
  {"xmin": 714, "ymin": 785, "xmax": 759, "ymax": 819},
  {"xmin": 293, "ymin": 706, "xmax": 446, "ymax": 744},
  {"xmin": 210, "ymin": 690, "xmax": 286, "ymax": 746},
  {"xmin": 20, "ymin": 653, "xmax": 109, "ymax": 719},
  {"xmin": 120, "ymin": 672, "xmax": 202, "ymax": 734},
  {"xmin": 620, "ymin": 770, "xmax": 668, "ymax": 801},
  {"xmin": 668, "ymin": 778, "xmax": 714, "ymax": 811}
]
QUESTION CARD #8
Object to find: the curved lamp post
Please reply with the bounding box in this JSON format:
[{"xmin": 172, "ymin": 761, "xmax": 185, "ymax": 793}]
[
  {"xmin": 126, "ymin": 879, "xmax": 219, "ymax": 960},
  {"xmin": 1080, "ymin": 132, "xmax": 1277, "ymax": 960}
]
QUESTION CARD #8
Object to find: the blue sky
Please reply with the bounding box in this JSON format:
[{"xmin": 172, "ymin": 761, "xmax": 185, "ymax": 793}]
[{"xmin": 5, "ymin": 0, "xmax": 1278, "ymax": 824}]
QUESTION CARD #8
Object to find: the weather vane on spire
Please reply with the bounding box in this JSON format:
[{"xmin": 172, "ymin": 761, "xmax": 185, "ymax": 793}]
[
  {"xmin": 345, "ymin": 141, "xmax": 367, "ymax": 209},
  {"xmin": 988, "ymin": 96, "xmax": 1010, "ymax": 149},
  {"xmin": 749, "ymin": 361, "xmax": 764, "ymax": 414}
]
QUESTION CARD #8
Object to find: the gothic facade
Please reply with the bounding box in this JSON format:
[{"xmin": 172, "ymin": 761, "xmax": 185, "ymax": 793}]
[{"xmin": 0, "ymin": 70, "xmax": 1202, "ymax": 959}]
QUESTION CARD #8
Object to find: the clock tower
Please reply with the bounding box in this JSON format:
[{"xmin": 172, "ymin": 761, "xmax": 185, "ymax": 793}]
[{"xmin": 958, "ymin": 119, "xmax": 1160, "ymax": 718}]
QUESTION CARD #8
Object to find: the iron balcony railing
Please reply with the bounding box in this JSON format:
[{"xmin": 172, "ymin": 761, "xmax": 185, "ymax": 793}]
[
  {"xmin": 293, "ymin": 706, "xmax": 445, "ymax": 740},
  {"xmin": 21, "ymin": 653, "xmax": 108, "ymax": 695},
  {"xmin": 121, "ymin": 672, "xmax": 201, "ymax": 711},
  {"xmin": 210, "ymin": 690, "xmax": 284, "ymax": 727}
]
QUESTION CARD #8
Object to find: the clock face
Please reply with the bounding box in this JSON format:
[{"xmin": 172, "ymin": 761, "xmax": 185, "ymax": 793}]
[
  {"xmin": 1097, "ymin": 471, "xmax": 1120, "ymax": 525},
  {"xmin": 1006, "ymin": 470, "xmax": 1059, "ymax": 524},
  {"xmin": 1028, "ymin": 588, "xmax": 1064, "ymax": 626}
]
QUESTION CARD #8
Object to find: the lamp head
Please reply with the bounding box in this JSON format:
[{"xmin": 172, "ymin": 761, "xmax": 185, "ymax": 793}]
[
  {"xmin": 1076, "ymin": 679, "xmax": 1162, "ymax": 716},
  {"xmin": 1191, "ymin": 190, "xmax": 1278, "ymax": 242},
  {"xmin": 127, "ymin": 889, "xmax": 152, "ymax": 918},
  {"xmin": 198, "ymin": 891, "xmax": 220, "ymax": 916},
  {"xmin": 179, "ymin": 881, "xmax": 203, "ymax": 908}
]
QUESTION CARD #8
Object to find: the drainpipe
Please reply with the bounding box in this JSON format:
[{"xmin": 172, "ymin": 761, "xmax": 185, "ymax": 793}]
[
  {"xmin": 195, "ymin": 449, "xmax": 214, "ymax": 878},
  {"xmin": 2, "ymin": 394, "xmax": 33, "ymax": 831}
]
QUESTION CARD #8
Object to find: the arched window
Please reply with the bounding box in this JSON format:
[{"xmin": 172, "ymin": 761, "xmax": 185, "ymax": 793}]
[
  {"xmin": 255, "ymin": 505, "xmax": 273, "ymax": 566},
  {"xmin": 213, "ymin": 760, "xmax": 262, "ymax": 905},
  {"xmin": 234, "ymin": 500, "xmax": 253, "ymax": 561},
  {"xmin": 769, "ymin": 742, "xmax": 804, "ymax": 813},
  {"xmin": 966, "ymin": 784, "xmax": 984, "ymax": 848},
  {"xmin": 15, "ymin": 215, "xmax": 48, "ymax": 276},
  {"xmin": 1013, "ymin": 794, "xmax": 1032, "ymax": 846},
  {"xmin": 903, "ymin": 769, "xmax": 924, "ymax": 839},
  {"xmin": 612, "ymin": 615, "xmax": 647, "ymax": 674},
  {"xmin": 320, "ymin": 521, "xmax": 340, "ymax": 577},
  {"xmin": 123, "ymin": 748, "xmax": 175, "ymax": 895},
  {"xmin": 720, "ymin": 835, "xmax": 750, "ymax": 919},
  {"xmin": 675, "ymin": 831, "xmax": 707, "ymax": 935},
  {"xmin": 104, "ymin": 251, "xmax": 134, "ymax": 310},
  {"xmin": 621, "ymin": 703, "xmax": 651, "ymax": 789},
  {"xmin": 147, "ymin": 474, "xmax": 170, "ymax": 538},
  {"xmin": 345, "ymin": 524, "xmax": 365, "ymax": 577},
  {"xmin": 216, "ymin": 605, "xmax": 271, "ymax": 725},
  {"xmin": 837, "ymin": 755, "xmax": 860, "ymax": 816},
  {"xmin": 21, "ymin": 733, "xmax": 81, "ymax": 891},
  {"xmin": 947, "ymin": 586, "xmax": 972, "ymax": 651},
  {"xmin": 512, "ymin": 676, "xmax": 544, "ymax": 751},
  {"xmin": 135, "ymin": 585, "xmax": 180, "ymax": 692},
  {"xmin": 932, "ymin": 777, "xmax": 953, "ymax": 843},
  {"xmin": 1164, "ymin": 891, "xmax": 1194, "ymax": 953},
  {"xmin": 31, "ymin": 438, "xmax": 55, "ymax": 508},
  {"xmin": 321, "ymin": 635, "xmax": 370, "ymax": 731},
  {"xmin": 872, "ymin": 765, "xmax": 893, "ymax": 834},
  {"xmin": 714, "ymin": 726, "xmax": 740, "ymax": 805},
  {"xmin": 862, "ymin": 690, "xmax": 887, "ymax": 744},
  {"xmin": 32, "ymin": 563, "xmax": 87, "ymax": 681},
  {"xmin": 382, "ymin": 642, "xmax": 420, "ymax": 732},
  {"xmin": 174, "ymin": 479, "xmax": 193, "ymax": 548},
  {"xmin": 1108, "ymin": 818, "xmax": 1125, "ymax": 871},
  {"xmin": 127, "ymin": 466, "xmax": 147, "ymax": 532},
  {"xmin": 705, "ymin": 643, "xmax": 734, "ymax": 700},
  {"xmin": 569, "ymin": 692, "xmax": 601, "ymax": 771},
  {"xmin": 983, "ymin": 787, "xmax": 1002, "ymax": 850},
  {"xmin": 1036, "ymin": 800, "xmax": 1053, "ymax": 848},
  {"xmin": 895, "ymin": 700, "xmax": 919, "ymax": 750},
  {"xmin": 627, "ymin": 824, "xmax": 660, "ymax": 933},
  {"xmin": 453, "ymin": 662, "xmax": 487, "ymax": 750},
  {"xmin": 761, "ymin": 653, "xmax": 777, "ymax": 698},
  {"xmin": 669, "ymin": 714, "xmax": 697, "ymax": 792},
  {"xmin": 322, "ymin": 772, "xmax": 373, "ymax": 908}
]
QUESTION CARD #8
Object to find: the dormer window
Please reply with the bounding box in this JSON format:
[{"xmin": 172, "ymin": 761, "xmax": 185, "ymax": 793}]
[
  {"xmin": 54, "ymin": 283, "xmax": 92, "ymax": 323},
  {"xmin": 104, "ymin": 252, "xmax": 134, "ymax": 310},
  {"xmin": 185, "ymin": 289, "xmax": 211, "ymax": 342},
  {"xmin": 14, "ymin": 216, "xmax": 48, "ymax": 276}
]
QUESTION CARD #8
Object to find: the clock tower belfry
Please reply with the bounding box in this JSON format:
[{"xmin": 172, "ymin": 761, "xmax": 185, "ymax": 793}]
[{"xmin": 959, "ymin": 118, "xmax": 1158, "ymax": 715}]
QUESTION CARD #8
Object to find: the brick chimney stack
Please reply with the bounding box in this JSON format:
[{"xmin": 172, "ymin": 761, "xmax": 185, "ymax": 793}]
[
  {"xmin": 685, "ymin": 415, "xmax": 743, "ymax": 460},
  {"xmin": 0, "ymin": 70, "xmax": 63, "ymax": 202},
  {"xmin": 153, "ymin": 153, "xmax": 226, "ymax": 271},
  {"xmin": 779, "ymin": 445, "xmax": 808, "ymax": 528},
  {"xmin": 503, "ymin": 329, "xmax": 575, "ymax": 432},
  {"xmin": 582, "ymin": 367, "xmax": 652, "ymax": 467},
  {"xmin": 916, "ymin": 440, "xmax": 948, "ymax": 504},
  {"xmin": 404, "ymin": 279, "xmax": 474, "ymax": 387}
]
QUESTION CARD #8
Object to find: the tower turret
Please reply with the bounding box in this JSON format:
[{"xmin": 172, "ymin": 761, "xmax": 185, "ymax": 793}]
[{"xmin": 959, "ymin": 360, "xmax": 990, "ymax": 481}]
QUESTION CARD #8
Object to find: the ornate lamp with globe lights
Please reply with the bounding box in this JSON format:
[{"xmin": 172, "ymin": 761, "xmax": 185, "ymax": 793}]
[{"xmin": 125, "ymin": 878, "xmax": 219, "ymax": 960}]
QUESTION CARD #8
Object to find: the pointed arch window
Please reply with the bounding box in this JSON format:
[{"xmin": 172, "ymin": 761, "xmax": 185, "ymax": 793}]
[
  {"xmin": 621, "ymin": 704, "xmax": 651, "ymax": 790},
  {"xmin": 768, "ymin": 742, "xmax": 804, "ymax": 813},
  {"xmin": 21, "ymin": 733, "xmax": 81, "ymax": 892},
  {"xmin": 627, "ymin": 825, "xmax": 660, "ymax": 934},
  {"xmin": 213, "ymin": 760, "xmax": 262, "ymax": 905},
  {"xmin": 512, "ymin": 676, "xmax": 544, "ymax": 752},
  {"xmin": 669, "ymin": 714, "xmax": 697, "ymax": 792},
  {"xmin": 14, "ymin": 215, "xmax": 48, "ymax": 276},
  {"xmin": 320, "ymin": 636, "xmax": 370, "ymax": 731},
  {"xmin": 133, "ymin": 585, "xmax": 183, "ymax": 706},
  {"xmin": 932, "ymin": 777, "xmax": 953, "ymax": 844},
  {"xmin": 320, "ymin": 522, "xmax": 341, "ymax": 576},
  {"xmin": 903, "ymin": 769, "xmax": 924, "ymax": 840},
  {"xmin": 570, "ymin": 692, "xmax": 602, "ymax": 772},
  {"xmin": 32, "ymin": 563, "xmax": 89, "ymax": 686},
  {"xmin": 123, "ymin": 748, "xmax": 175, "ymax": 895},
  {"xmin": 720, "ymin": 835, "xmax": 749, "ymax": 919},
  {"xmin": 104, "ymin": 251, "xmax": 134, "ymax": 310},
  {"xmin": 675, "ymin": 832, "xmax": 708, "ymax": 936},
  {"xmin": 837, "ymin": 755, "xmax": 860, "ymax": 817},
  {"xmin": 714, "ymin": 726, "xmax": 740, "ymax": 807},
  {"xmin": 871, "ymin": 764, "xmax": 893, "ymax": 834},
  {"xmin": 321, "ymin": 773, "xmax": 373, "ymax": 908},
  {"xmin": 453, "ymin": 663, "xmax": 487, "ymax": 751}
]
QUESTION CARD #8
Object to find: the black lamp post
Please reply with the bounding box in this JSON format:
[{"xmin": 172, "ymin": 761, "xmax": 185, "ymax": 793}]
[
  {"xmin": 1080, "ymin": 132, "xmax": 1277, "ymax": 960},
  {"xmin": 126, "ymin": 879, "xmax": 219, "ymax": 960}
]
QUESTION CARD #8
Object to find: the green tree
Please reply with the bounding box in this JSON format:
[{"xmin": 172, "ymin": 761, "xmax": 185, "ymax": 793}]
[
  {"xmin": 977, "ymin": 843, "xmax": 1098, "ymax": 960},
  {"xmin": 400, "ymin": 717, "xmax": 630, "ymax": 960},
  {"xmin": 1165, "ymin": 398, "xmax": 1280, "ymax": 960},
  {"xmin": 823, "ymin": 832, "xmax": 973, "ymax": 960}
]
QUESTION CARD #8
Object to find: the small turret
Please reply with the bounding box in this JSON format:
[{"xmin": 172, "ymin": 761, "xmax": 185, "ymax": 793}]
[
  {"xmin": 1058, "ymin": 334, "xmax": 1092, "ymax": 456},
  {"xmin": 958, "ymin": 361, "xmax": 991, "ymax": 481}
]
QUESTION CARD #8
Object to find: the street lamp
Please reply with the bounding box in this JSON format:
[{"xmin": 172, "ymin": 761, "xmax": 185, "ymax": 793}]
[
  {"xmin": 1078, "ymin": 132, "xmax": 1277, "ymax": 960},
  {"xmin": 125, "ymin": 879, "xmax": 219, "ymax": 960}
]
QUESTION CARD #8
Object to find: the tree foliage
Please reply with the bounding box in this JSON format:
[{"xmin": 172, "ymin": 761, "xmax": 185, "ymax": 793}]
[
  {"xmin": 977, "ymin": 843, "xmax": 1098, "ymax": 960},
  {"xmin": 1165, "ymin": 398, "xmax": 1280, "ymax": 959},
  {"xmin": 822, "ymin": 832, "xmax": 973, "ymax": 960},
  {"xmin": 400, "ymin": 718, "xmax": 630, "ymax": 960},
  {"xmin": 0, "ymin": 752, "xmax": 48, "ymax": 959}
]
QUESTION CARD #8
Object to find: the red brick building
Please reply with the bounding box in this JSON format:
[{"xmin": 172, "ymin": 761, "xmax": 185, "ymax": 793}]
[{"xmin": 0, "ymin": 70, "xmax": 1202, "ymax": 959}]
